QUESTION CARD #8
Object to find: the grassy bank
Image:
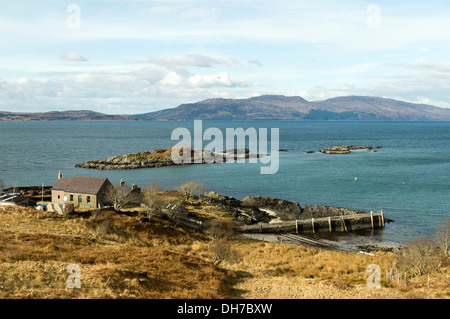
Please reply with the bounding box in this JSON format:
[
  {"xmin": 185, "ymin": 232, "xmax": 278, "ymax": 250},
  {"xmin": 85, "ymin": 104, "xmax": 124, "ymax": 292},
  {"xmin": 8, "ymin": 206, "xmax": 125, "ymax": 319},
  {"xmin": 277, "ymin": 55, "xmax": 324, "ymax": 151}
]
[{"xmin": 0, "ymin": 205, "xmax": 448, "ymax": 299}]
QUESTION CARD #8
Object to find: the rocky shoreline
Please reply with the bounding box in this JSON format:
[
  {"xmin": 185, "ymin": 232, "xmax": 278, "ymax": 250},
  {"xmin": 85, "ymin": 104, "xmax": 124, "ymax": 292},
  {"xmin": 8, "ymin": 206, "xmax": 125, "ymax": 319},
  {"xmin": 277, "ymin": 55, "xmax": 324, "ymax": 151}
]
[
  {"xmin": 75, "ymin": 147, "xmax": 263, "ymax": 170},
  {"xmin": 196, "ymin": 191, "xmax": 392, "ymax": 226}
]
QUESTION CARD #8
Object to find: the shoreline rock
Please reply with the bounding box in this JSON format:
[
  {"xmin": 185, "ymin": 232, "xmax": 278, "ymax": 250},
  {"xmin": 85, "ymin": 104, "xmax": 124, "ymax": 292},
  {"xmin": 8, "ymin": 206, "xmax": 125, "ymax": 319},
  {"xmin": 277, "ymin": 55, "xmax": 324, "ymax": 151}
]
[{"xmin": 198, "ymin": 192, "xmax": 273, "ymax": 225}]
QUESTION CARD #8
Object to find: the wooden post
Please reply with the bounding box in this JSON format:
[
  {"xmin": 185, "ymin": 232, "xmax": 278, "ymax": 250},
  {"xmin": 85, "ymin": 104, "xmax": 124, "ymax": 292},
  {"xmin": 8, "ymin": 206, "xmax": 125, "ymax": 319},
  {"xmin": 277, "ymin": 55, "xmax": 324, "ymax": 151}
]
[
  {"xmin": 311, "ymin": 218, "xmax": 315, "ymax": 233},
  {"xmin": 370, "ymin": 211, "xmax": 374, "ymax": 229},
  {"xmin": 296, "ymin": 220, "xmax": 298, "ymax": 234},
  {"xmin": 341, "ymin": 215, "xmax": 348, "ymax": 232},
  {"xmin": 404, "ymin": 272, "xmax": 407, "ymax": 289},
  {"xmin": 381, "ymin": 209, "xmax": 385, "ymax": 227},
  {"xmin": 328, "ymin": 217, "xmax": 332, "ymax": 232}
]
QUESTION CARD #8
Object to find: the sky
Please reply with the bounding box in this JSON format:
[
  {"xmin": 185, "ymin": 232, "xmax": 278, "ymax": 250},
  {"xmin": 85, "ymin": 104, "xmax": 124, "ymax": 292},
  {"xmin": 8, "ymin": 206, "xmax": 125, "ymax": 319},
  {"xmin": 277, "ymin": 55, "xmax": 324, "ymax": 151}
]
[{"xmin": 1, "ymin": 0, "xmax": 450, "ymax": 114}]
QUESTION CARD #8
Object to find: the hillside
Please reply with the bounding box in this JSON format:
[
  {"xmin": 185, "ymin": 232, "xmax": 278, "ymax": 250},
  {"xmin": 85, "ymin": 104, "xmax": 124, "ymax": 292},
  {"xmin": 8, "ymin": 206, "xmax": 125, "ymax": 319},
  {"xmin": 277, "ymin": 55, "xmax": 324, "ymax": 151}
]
[
  {"xmin": 1, "ymin": 200, "xmax": 448, "ymax": 299},
  {"xmin": 137, "ymin": 95, "xmax": 450, "ymax": 121}
]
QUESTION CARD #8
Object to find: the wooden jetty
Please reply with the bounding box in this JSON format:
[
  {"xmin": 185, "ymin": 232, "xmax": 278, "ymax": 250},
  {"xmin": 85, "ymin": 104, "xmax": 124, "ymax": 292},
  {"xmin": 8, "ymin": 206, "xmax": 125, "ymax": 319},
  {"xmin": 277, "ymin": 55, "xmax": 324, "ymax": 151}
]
[{"xmin": 240, "ymin": 211, "xmax": 387, "ymax": 234}]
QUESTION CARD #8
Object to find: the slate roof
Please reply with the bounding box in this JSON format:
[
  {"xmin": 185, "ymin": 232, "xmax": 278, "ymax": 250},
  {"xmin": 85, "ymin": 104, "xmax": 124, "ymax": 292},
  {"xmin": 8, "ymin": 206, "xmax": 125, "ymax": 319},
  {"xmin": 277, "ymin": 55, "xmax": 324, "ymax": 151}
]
[{"xmin": 52, "ymin": 176, "xmax": 110, "ymax": 195}]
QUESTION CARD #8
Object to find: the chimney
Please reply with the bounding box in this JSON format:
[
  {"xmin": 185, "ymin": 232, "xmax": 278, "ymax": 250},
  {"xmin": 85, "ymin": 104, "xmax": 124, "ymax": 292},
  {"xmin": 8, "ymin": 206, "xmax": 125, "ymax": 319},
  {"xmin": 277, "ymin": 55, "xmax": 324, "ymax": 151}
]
[
  {"xmin": 132, "ymin": 182, "xmax": 137, "ymax": 190},
  {"xmin": 120, "ymin": 178, "xmax": 125, "ymax": 186},
  {"xmin": 58, "ymin": 171, "xmax": 63, "ymax": 179}
]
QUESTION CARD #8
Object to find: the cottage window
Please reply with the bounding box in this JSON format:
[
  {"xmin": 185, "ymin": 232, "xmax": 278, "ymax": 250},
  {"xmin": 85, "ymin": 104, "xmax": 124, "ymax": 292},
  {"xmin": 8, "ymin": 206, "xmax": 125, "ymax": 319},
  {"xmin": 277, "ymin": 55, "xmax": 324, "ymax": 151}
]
[
  {"xmin": 87, "ymin": 196, "xmax": 91, "ymax": 203},
  {"xmin": 70, "ymin": 194, "xmax": 73, "ymax": 202},
  {"xmin": 58, "ymin": 195, "xmax": 60, "ymax": 199}
]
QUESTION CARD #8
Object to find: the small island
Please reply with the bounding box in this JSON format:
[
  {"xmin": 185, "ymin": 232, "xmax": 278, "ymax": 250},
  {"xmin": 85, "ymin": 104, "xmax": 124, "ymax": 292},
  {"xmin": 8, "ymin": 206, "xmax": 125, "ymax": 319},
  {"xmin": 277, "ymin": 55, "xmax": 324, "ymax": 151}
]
[
  {"xmin": 317, "ymin": 145, "xmax": 382, "ymax": 154},
  {"xmin": 75, "ymin": 147, "xmax": 263, "ymax": 170}
]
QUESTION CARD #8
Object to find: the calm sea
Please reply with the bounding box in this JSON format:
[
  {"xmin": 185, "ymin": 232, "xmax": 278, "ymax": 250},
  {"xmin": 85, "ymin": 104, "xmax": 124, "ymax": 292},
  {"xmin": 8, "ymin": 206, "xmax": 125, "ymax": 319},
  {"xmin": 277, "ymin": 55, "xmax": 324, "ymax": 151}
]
[{"xmin": 1, "ymin": 120, "xmax": 449, "ymax": 244}]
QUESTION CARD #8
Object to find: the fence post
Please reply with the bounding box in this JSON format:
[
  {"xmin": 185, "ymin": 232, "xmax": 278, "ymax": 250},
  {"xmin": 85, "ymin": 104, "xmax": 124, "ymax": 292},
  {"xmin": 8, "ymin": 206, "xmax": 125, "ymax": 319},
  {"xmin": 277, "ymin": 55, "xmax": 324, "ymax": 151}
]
[
  {"xmin": 328, "ymin": 217, "xmax": 332, "ymax": 232},
  {"xmin": 341, "ymin": 215, "xmax": 348, "ymax": 232},
  {"xmin": 311, "ymin": 218, "xmax": 315, "ymax": 233},
  {"xmin": 404, "ymin": 272, "xmax": 407, "ymax": 289},
  {"xmin": 370, "ymin": 211, "xmax": 374, "ymax": 229},
  {"xmin": 296, "ymin": 220, "xmax": 298, "ymax": 234},
  {"xmin": 381, "ymin": 209, "xmax": 385, "ymax": 227}
]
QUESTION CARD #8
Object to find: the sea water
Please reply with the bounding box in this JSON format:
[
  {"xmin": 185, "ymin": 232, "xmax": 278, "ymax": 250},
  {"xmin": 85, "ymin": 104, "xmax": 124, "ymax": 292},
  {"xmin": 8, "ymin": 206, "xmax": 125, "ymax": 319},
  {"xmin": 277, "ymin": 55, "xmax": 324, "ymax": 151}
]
[{"xmin": 0, "ymin": 120, "xmax": 449, "ymax": 244}]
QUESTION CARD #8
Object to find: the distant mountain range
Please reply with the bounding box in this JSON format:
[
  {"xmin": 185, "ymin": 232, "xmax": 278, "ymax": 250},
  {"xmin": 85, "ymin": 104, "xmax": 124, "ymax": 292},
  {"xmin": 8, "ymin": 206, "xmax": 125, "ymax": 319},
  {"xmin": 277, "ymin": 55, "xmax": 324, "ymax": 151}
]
[
  {"xmin": 2, "ymin": 95, "xmax": 450, "ymax": 121},
  {"xmin": 137, "ymin": 95, "xmax": 450, "ymax": 121},
  {"xmin": 0, "ymin": 110, "xmax": 131, "ymax": 121}
]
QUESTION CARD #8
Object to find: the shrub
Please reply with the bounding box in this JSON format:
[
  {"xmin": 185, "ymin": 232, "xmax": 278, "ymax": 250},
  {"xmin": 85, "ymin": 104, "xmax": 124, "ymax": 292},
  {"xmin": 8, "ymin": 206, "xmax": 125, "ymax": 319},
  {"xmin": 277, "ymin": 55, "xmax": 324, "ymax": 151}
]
[
  {"xmin": 397, "ymin": 238, "xmax": 440, "ymax": 276},
  {"xmin": 210, "ymin": 237, "xmax": 240, "ymax": 265},
  {"xmin": 436, "ymin": 218, "xmax": 450, "ymax": 258},
  {"xmin": 203, "ymin": 219, "xmax": 239, "ymax": 240}
]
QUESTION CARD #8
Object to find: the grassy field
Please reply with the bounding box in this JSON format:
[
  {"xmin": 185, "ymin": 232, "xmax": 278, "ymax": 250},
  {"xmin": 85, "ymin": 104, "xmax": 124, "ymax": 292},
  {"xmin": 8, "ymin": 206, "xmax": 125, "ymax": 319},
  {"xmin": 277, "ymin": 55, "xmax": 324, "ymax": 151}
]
[{"xmin": 0, "ymin": 204, "xmax": 448, "ymax": 299}]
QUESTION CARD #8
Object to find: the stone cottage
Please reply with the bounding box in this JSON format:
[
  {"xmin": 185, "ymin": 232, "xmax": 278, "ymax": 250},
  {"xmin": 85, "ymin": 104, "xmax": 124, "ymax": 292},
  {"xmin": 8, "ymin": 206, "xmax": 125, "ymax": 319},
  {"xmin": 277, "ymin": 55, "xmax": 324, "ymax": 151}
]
[{"xmin": 51, "ymin": 171, "xmax": 114, "ymax": 209}]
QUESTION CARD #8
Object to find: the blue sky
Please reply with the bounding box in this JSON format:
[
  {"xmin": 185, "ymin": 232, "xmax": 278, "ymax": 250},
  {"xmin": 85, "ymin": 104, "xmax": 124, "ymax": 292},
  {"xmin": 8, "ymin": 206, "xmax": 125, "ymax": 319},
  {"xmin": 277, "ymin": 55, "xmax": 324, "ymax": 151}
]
[{"xmin": 1, "ymin": 0, "xmax": 450, "ymax": 114}]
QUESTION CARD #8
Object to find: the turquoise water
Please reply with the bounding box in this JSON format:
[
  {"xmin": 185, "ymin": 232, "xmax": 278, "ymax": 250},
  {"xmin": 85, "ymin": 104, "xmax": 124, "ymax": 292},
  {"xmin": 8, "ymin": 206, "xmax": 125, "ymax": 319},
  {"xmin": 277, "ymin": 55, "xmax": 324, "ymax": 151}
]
[{"xmin": 0, "ymin": 120, "xmax": 449, "ymax": 244}]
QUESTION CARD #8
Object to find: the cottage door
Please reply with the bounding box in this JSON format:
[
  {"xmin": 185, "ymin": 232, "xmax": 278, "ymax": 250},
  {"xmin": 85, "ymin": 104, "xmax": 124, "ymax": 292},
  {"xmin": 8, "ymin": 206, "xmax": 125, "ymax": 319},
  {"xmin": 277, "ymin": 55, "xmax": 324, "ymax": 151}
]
[{"xmin": 78, "ymin": 195, "xmax": 82, "ymax": 207}]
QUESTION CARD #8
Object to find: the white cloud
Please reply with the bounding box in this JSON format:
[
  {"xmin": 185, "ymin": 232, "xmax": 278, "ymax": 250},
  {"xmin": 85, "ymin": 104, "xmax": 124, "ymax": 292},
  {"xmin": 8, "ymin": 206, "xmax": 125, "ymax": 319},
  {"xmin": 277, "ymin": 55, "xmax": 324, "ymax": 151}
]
[
  {"xmin": 149, "ymin": 52, "xmax": 224, "ymax": 68},
  {"xmin": 387, "ymin": 59, "xmax": 450, "ymax": 73},
  {"xmin": 248, "ymin": 60, "xmax": 264, "ymax": 67},
  {"xmin": 159, "ymin": 71, "xmax": 184, "ymax": 86},
  {"xmin": 2, "ymin": 1, "xmax": 450, "ymax": 112},
  {"xmin": 180, "ymin": 8, "xmax": 221, "ymax": 21},
  {"xmin": 159, "ymin": 70, "xmax": 249, "ymax": 88},
  {"xmin": 187, "ymin": 72, "xmax": 233, "ymax": 88},
  {"xmin": 142, "ymin": 5, "xmax": 221, "ymax": 22},
  {"xmin": 60, "ymin": 52, "xmax": 88, "ymax": 62}
]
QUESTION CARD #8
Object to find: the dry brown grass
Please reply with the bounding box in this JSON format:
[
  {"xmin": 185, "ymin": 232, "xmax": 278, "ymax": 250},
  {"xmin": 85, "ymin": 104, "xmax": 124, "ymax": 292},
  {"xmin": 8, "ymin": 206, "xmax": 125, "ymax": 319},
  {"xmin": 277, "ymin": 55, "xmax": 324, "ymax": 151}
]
[
  {"xmin": 0, "ymin": 205, "xmax": 448, "ymax": 299},
  {"xmin": 218, "ymin": 240, "xmax": 450, "ymax": 299},
  {"xmin": 0, "ymin": 206, "xmax": 239, "ymax": 299}
]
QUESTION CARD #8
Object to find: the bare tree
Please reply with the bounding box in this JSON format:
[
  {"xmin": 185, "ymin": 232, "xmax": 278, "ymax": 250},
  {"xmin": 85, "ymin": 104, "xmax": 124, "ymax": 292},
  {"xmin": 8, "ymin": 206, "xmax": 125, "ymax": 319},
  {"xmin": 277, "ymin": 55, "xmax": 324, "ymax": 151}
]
[
  {"xmin": 210, "ymin": 237, "xmax": 240, "ymax": 265},
  {"xmin": 203, "ymin": 219, "xmax": 241, "ymax": 265},
  {"xmin": 436, "ymin": 218, "xmax": 450, "ymax": 258},
  {"xmin": 104, "ymin": 184, "xmax": 142, "ymax": 212},
  {"xmin": 203, "ymin": 219, "xmax": 239, "ymax": 240},
  {"xmin": 398, "ymin": 238, "xmax": 440, "ymax": 276},
  {"xmin": 176, "ymin": 181, "xmax": 204, "ymax": 201},
  {"xmin": 142, "ymin": 181, "xmax": 164, "ymax": 224}
]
